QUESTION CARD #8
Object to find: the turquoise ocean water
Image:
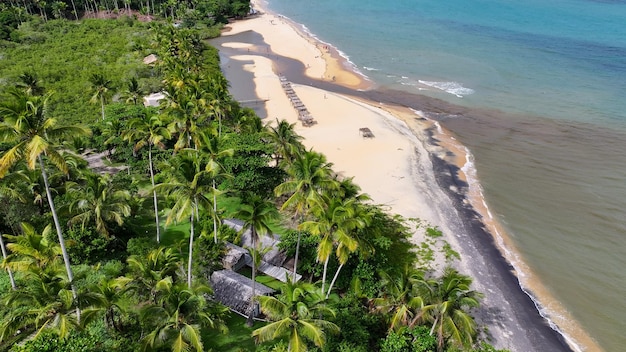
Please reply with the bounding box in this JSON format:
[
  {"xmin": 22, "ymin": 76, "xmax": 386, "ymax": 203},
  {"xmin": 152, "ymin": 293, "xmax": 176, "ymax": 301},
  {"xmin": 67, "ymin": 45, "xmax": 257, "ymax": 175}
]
[{"xmin": 263, "ymin": 0, "xmax": 626, "ymax": 351}]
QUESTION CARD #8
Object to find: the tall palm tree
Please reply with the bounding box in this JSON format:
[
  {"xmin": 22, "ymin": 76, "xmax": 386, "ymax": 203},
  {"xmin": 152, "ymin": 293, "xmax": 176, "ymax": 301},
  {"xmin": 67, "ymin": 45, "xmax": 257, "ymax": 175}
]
[
  {"xmin": 207, "ymin": 75, "xmax": 232, "ymax": 137},
  {"xmin": 421, "ymin": 267, "xmax": 482, "ymax": 351},
  {"xmin": 300, "ymin": 195, "xmax": 366, "ymax": 297},
  {"xmin": 65, "ymin": 172, "xmax": 131, "ymax": 238},
  {"xmin": 275, "ymin": 151, "xmax": 338, "ymax": 283},
  {"xmin": 164, "ymin": 85, "xmax": 210, "ymax": 151},
  {"xmin": 139, "ymin": 277, "xmax": 228, "ymax": 352},
  {"xmin": 0, "ymin": 89, "xmax": 91, "ymax": 316},
  {"xmin": 234, "ymin": 194, "xmax": 279, "ymax": 326},
  {"xmin": 123, "ymin": 113, "xmax": 171, "ymax": 243},
  {"xmin": 253, "ymin": 281, "xmax": 340, "ymax": 352},
  {"xmin": 156, "ymin": 151, "xmax": 214, "ymax": 288},
  {"xmin": 198, "ymin": 132, "xmax": 233, "ymax": 243},
  {"xmin": 89, "ymin": 73, "xmax": 115, "ymax": 121},
  {"xmin": 324, "ymin": 201, "xmax": 373, "ymax": 298}
]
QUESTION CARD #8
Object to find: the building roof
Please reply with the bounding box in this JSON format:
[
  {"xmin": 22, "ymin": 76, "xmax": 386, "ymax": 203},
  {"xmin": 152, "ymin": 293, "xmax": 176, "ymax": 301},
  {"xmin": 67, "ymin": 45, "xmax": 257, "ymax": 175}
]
[
  {"xmin": 143, "ymin": 54, "xmax": 158, "ymax": 65},
  {"xmin": 210, "ymin": 270, "xmax": 274, "ymax": 315},
  {"xmin": 143, "ymin": 92, "xmax": 166, "ymax": 107},
  {"xmin": 223, "ymin": 219, "xmax": 287, "ymax": 267}
]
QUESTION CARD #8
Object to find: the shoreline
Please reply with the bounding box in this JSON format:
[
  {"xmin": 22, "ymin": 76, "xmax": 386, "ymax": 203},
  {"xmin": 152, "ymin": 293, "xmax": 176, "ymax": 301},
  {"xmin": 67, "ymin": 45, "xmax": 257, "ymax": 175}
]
[{"xmin": 210, "ymin": 2, "xmax": 595, "ymax": 351}]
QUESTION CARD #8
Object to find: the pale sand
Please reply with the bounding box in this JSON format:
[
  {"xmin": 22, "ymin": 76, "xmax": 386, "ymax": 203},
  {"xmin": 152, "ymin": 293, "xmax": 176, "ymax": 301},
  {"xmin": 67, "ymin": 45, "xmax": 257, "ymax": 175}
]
[{"xmin": 215, "ymin": 3, "xmax": 579, "ymax": 352}]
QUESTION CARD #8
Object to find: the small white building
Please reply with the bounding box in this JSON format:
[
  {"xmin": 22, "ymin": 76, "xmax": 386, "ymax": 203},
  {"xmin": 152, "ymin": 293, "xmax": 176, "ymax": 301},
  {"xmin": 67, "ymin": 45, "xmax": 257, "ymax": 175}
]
[
  {"xmin": 143, "ymin": 92, "xmax": 166, "ymax": 107},
  {"xmin": 142, "ymin": 54, "xmax": 158, "ymax": 65}
]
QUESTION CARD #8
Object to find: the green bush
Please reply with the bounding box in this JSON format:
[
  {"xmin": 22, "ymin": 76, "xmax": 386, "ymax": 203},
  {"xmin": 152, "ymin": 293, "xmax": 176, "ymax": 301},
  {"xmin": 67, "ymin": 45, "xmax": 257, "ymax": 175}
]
[{"xmin": 380, "ymin": 326, "xmax": 436, "ymax": 352}]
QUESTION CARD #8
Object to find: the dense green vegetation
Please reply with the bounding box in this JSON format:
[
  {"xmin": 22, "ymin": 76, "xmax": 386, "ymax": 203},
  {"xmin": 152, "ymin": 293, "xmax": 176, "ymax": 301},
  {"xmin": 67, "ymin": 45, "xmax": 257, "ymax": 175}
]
[{"xmin": 0, "ymin": 8, "xmax": 509, "ymax": 352}]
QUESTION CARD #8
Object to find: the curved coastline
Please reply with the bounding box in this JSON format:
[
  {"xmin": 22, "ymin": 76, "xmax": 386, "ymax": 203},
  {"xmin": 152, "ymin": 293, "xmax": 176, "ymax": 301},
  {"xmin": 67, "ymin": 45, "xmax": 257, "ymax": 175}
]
[{"xmin": 212, "ymin": 2, "xmax": 595, "ymax": 351}]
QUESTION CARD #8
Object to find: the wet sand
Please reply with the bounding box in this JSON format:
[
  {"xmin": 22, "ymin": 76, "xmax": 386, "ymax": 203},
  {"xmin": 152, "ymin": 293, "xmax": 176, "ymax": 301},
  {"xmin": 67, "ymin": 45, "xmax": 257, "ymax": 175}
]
[{"xmin": 209, "ymin": 3, "xmax": 576, "ymax": 351}]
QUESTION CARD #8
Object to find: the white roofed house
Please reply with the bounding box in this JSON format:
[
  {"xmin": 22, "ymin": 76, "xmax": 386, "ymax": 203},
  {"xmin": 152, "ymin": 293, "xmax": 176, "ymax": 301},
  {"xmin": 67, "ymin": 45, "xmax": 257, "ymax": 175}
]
[{"xmin": 143, "ymin": 92, "xmax": 166, "ymax": 107}]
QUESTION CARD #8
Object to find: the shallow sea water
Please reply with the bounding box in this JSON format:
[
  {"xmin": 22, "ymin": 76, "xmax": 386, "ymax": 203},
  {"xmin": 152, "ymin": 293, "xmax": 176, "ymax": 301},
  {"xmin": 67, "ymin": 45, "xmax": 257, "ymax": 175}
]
[{"xmin": 264, "ymin": 0, "xmax": 626, "ymax": 351}]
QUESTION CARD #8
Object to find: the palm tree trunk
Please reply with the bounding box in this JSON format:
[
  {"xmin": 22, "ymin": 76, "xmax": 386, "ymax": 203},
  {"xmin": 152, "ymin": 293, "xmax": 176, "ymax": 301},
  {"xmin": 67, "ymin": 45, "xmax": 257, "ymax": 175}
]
[
  {"xmin": 100, "ymin": 95, "xmax": 105, "ymax": 120},
  {"xmin": 0, "ymin": 233, "xmax": 16, "ymax": 290},
  {"xmin": 148, "ymin": 144, "xmax": 161, "ymax": 243},
  {"xmin": 39, "ymin": 155, "xmax": 80, "ymax": 322},
  {"xmin": 212, "ymin": 179, "xmax": 218, "ymax": 243},
  {"xmin": 187, "ymin": 209, "xmax": 195, "ymax": 288},
  {"xmin": 325, "ymin": 263, "xmax": 343, "ymax": 299},
  {"xmin": 247, "ymin": 232, "xmax": 257, "ymax": 326},
  {"xmin": 291, "ymin": 213, "xmax": 306, "ymax": 283},
  {"xmin": 291, "ymin": 231, "xmax": 301, "ymax": 283},
  {"xmin": 429, "ymin": 316, "xmax": 438, "ymax": 336},
  {"xmin": 321, "ymin": 256, "xmax": 329, "ymax": 295},
  {"xmin": 69, "ymin": 0, "xmax": 78, "ymax": 20}
]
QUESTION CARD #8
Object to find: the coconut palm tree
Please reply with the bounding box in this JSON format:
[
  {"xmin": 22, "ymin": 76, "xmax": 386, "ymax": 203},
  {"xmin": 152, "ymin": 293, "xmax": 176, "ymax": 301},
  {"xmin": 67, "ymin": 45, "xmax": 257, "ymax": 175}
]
[
  {"xmin": 65, "ymin": 172, "xmax": 131, "ymax": 238},
  {"xmin": 16, "ymin": 72, "xmax": 44, "ymax": 96},
  {"xmin": 3, "ymin": 223, "xmax": 62, "ymax": 273},
  {"xmin": 233, "ymin": 194, "xmax": 279, "ymax": 326},
  {"xmin": 127, "ymin": 246, "xmax": 183, "ymax": 299},
  {"xmin": 123, "ymin": 113, "xmax": 171, "ymax": 243},
  {"xmin": 80, "ymin": 276, "xmax": 133, "ymax": 331},
  {"xmin": 275, "ymin": 151, "xmax": 338, "ymax": 283},
  {"xmin": 324, "ymin": 200, "xmax": 373, "ymax": 298},
  {"xmin": 0, "ymin": 225, "xmax": 81, "ymax": 343},
  {"xmin": 0, "ymin": 264, "xmax": 79, "ymax": 343},
  {"xmin": 139, "ymin": 277, "xmax": 228, "ymax": 352},
  {"xmin": 300, "ymin": 195, "xmax": 367, "ymax": 297},
  {"xmin": 120, "ymin": 77, "xmax": 144, "ymax": 105},
  {"xmin": 371, "ymin": 265, "xmax": 428, "ymax": 331},
  {"xmin": 89, "ymin": 73, "xmax": 115, "ymax": 121},
  {"xmin": 155, "ymin": 151, "xmax": 214, "ymax": 288},
  {"xmin": 421, "ymin": 267, "xmax": 482, "ymax": 351},
  {"xmin": 253, "ymin": 281, "xmax": 340, "ymax": 352},
  {"xmin": 0, "ymin": 89, "xmax": 91, "ymax": 316},
  {"xmin": 198, "ymin": 132, "xmax": 233, "ymax": 243},
  {"xmin": 207, "ymin": 74, "xmax": 232, "ymax": 137},
  {"xmin": 164, "ymin": 84, "xmax": 210, "ymax": 151},
  {"xmin": 263, "ymin": 118, "xmax": 305, "ymax": 167}
]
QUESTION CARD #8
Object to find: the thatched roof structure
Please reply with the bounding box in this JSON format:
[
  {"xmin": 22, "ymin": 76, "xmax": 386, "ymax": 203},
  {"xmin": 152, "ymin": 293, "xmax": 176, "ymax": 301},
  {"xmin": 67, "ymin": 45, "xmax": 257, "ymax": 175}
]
[
  {"xmin": 210, "ymin": 270, "xmax": 274, "ymax": 316},
  {"xmin": 223, "ymin": 219, "xmax": 287, "ymax": 267}
]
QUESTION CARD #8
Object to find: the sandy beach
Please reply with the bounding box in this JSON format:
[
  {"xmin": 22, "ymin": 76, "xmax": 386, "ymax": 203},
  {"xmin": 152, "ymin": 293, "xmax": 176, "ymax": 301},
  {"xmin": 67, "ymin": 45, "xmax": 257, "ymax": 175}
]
[{"xmin": 210, "ymin": 2, "xmax": 577, "ymax": 351}]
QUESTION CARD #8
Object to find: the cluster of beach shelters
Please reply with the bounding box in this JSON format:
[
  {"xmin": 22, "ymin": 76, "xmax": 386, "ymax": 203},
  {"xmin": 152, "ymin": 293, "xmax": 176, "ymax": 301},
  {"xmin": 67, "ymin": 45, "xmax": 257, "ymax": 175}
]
[
  {"xmin": 210, "ymin": 219, "xmax": 302, "ymax": 318},
  {"xmin": 279, "ymin": 75, "xmax": 317, "ymax": 127}
]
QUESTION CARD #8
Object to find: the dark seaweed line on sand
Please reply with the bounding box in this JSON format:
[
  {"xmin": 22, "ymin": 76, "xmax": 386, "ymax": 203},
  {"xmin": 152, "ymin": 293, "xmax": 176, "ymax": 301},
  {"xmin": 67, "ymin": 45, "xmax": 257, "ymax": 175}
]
[{"xmin": 429, "ymin": 147, "xmax": 574, "ymax": 352}]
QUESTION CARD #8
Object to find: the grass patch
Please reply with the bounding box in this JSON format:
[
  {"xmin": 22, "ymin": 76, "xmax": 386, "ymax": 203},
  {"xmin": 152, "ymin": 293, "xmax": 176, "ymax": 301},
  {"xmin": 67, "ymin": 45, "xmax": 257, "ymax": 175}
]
[{"xmin": 204, "ymin": 314, "xmax": 266, "ymax": 351}]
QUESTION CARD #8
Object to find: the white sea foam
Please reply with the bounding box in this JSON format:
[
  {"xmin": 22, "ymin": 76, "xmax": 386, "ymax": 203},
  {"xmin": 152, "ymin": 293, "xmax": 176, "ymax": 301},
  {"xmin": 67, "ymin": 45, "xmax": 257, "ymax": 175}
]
[
  {"xmin": 418, "ymin": 80, "xmax": 475, "ymax": 98},
  {"xmin": 363, "ymin": 66, "xmax": 379, "ymax": 71}
]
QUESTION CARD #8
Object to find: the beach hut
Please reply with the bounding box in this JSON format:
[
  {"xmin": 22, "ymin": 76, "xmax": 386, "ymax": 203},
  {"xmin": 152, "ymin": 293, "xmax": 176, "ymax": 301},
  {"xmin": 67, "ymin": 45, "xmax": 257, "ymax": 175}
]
[{"xmin": 210, "ymin": 270, "xmax": 274, "ymax": 316}]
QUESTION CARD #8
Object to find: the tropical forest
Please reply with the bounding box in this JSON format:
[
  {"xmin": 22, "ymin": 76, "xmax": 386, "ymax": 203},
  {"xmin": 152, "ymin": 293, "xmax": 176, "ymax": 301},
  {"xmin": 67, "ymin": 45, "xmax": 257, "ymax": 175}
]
[{"xmin": 0, "ymin": 1, "xmax": 508, "ymax": 351}]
